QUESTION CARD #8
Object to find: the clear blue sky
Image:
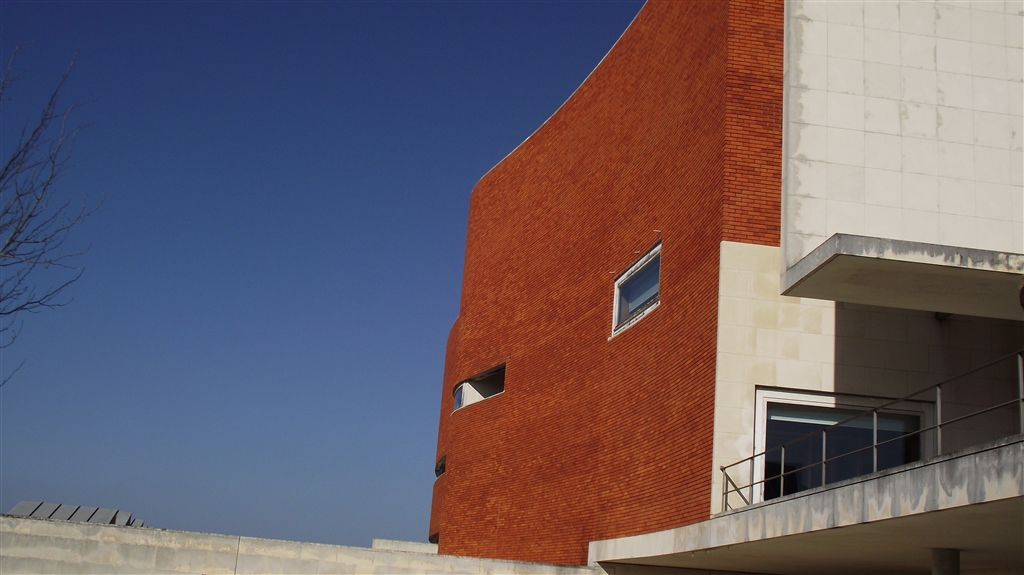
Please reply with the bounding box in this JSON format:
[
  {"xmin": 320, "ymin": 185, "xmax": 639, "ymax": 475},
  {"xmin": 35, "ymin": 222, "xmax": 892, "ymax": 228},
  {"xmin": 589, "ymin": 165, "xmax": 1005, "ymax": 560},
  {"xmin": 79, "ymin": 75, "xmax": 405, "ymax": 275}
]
[{"xmin": 0, "ymin": 0, "xmax": 644, "ymax": 546}]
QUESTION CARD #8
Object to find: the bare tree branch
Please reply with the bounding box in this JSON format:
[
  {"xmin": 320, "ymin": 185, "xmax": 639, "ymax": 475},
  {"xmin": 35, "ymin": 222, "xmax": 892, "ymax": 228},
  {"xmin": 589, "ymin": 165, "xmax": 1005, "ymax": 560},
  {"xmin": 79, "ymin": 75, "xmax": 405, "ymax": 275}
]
[
  {"xmin": 0, "ymin": 358, "xmax": 25, "ymax": 388},
  {"xmin": 0, "ymin": 45, "xmax": 98, "ymax": 357}
]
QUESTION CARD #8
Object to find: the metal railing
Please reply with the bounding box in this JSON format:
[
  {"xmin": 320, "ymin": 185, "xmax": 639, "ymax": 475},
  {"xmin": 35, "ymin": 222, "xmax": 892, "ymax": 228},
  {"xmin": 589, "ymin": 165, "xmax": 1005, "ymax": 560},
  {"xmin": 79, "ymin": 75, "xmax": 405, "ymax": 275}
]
[{"xmin": 720, "ymin": 349, "xmax": 1024, "ymax": 513}]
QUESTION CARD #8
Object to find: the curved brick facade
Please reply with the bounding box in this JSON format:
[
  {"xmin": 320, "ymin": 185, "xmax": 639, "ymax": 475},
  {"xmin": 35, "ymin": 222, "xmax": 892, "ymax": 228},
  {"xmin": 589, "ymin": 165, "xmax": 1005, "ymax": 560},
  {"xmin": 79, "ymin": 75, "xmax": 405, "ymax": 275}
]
[{"xmin": 431, "ymin": 0, "xmax": 782, "ymax": 565}]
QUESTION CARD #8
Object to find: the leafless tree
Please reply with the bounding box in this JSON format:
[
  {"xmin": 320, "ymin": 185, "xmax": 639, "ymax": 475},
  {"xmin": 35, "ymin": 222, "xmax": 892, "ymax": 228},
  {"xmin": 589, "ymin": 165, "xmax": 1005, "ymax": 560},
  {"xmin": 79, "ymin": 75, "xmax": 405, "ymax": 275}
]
[{"xmin": 1, "ymin": 46, "xmax": 97, "ymax": 382}]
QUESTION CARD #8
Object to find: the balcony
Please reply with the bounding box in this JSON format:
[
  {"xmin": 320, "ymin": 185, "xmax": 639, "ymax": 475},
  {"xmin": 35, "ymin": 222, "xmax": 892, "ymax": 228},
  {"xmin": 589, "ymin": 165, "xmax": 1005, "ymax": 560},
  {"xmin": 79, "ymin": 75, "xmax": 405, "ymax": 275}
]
[
  {"xmin": 720, "ymin": 349, "xmax": 1024, "ymax": 512},
  {"xmin": 589, "ymin": 350, "xmax": 1024, "ymax": 573}
]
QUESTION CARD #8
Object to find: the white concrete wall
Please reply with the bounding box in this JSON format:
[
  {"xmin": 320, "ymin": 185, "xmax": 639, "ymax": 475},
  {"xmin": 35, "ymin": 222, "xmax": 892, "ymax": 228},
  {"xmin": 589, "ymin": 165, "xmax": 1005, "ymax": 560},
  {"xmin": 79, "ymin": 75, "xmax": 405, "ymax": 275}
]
[
  {"xmin": 710, "ymin": 241, "xmax": 1024, "ymax": 515},
  {"xmin": 0, "ymin": 516, "xmax": 600, "ymax": 575},
  {"xmin": 783, "ymin": 0, "xmax": 1024, "ymax": 268}
]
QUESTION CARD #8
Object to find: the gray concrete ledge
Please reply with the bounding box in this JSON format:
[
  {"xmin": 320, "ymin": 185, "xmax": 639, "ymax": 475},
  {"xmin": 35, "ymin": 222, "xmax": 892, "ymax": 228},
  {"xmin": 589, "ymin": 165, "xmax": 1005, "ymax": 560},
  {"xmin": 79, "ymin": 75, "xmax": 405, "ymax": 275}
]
[{"xmin": 781, "ymin": 234, "xmax": 1024, "ymax": 320}]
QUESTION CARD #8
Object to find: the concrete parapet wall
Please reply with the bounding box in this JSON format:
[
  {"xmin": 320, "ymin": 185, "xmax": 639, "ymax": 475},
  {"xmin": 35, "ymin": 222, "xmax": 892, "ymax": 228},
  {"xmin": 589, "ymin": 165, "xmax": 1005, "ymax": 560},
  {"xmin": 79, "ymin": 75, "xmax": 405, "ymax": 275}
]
[
  {"xmin": 369, "ymin": 538, "xmax": 438, "ymax": 554},
  {"xmin": 0, "ymin": 516, "xmax": 601, "ymax": 575}
]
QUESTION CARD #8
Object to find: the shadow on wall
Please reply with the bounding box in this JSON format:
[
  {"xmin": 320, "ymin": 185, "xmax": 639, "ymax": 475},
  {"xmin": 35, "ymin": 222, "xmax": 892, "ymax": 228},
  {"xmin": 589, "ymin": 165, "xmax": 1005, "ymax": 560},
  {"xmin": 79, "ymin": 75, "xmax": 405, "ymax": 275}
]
[{"xmin": 832, "ymin": 303, "xmax": 1024, "ymax": 454}]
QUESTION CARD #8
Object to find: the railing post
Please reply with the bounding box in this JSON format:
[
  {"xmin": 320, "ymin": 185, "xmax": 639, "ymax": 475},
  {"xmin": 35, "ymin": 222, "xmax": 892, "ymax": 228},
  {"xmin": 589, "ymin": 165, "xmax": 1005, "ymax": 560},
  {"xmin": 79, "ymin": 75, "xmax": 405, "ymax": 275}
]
[
  {"xmin": 872, "ymin": 411, "xmax": 878, "ymax": 473},
  {"xmin": 748, "ymin": 456, "xmax": 755, "ymax": 506},
  {"xmin": 1017, "ymin": 353, "xmax": 1023, "ymax": 435},
  {"xmin": 721, "ymin": 467, "xmax": 728, "ymax": 513},
  {"xmin": 821, "ymin": 429, "xmax": 827, "ymax": 487},
  {"xmin": 936, "ymin": 385, "xmax": 943, "ymax": 457},
  {"xmin": 780, "ymin": 445, "xmax": 786, "ymax": 497}
]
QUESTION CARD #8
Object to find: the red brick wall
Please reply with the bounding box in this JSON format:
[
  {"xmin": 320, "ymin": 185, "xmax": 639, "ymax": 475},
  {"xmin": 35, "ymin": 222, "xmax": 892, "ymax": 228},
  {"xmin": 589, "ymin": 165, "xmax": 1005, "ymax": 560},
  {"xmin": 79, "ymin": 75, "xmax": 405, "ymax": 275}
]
[
  {"xmin": 722, "ymin": 0, "xmax": 784, "ymax": 245},
  {"xmin": 430, "ymin": 0, "xmax": 783, "ymax": 566}
]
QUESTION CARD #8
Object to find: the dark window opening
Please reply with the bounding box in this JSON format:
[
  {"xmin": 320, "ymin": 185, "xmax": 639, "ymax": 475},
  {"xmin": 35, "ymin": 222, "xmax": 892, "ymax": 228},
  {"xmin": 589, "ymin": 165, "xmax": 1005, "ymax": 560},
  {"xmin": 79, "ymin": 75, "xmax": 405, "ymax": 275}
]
[
  {"xmin": 452, "ymin": 365, "xmax": 505, "ymax": 411},
  {"xmin": 764, "ymin": 403, "xmax": 920, "ymax": 500},
  {"xmin": 434, "ymin": 455, "xmax": 446, "ymax": 478},
  {"xmin": 428, "ymin": 533, "xmax": 439, "ymax": 544}
]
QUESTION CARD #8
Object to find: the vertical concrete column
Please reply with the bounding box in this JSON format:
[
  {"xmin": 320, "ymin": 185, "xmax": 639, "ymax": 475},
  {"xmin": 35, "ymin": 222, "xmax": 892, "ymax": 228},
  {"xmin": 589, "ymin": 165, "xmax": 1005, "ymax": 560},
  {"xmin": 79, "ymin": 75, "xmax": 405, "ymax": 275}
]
[{"xmin": 932, "ymin": 549, "xmax": 959, "ymax": 575}]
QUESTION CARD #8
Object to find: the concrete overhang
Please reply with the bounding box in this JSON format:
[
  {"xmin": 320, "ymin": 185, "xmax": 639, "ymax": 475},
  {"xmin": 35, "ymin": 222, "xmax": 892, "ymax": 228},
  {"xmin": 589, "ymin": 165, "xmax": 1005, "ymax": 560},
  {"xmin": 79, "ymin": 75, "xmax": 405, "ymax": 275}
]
[
  {"xmin": 781, "ymin": 234, "xmax": 1024, "ymax": 321},
  {"xmin": 589, "ymin": 436, "xmax": 1024, "ymax": 574}
]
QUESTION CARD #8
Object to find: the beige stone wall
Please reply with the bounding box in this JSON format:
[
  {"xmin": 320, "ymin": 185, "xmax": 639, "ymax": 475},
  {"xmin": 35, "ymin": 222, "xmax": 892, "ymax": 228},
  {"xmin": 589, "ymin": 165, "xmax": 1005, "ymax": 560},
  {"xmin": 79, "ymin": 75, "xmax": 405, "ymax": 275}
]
[
  {"xmin": 712, "ymin": 241, "xmax": 837, "ymax": 513},
  {"xmin": 710, "ymin": 241, "xmax": 1024, "ymax": 515}
]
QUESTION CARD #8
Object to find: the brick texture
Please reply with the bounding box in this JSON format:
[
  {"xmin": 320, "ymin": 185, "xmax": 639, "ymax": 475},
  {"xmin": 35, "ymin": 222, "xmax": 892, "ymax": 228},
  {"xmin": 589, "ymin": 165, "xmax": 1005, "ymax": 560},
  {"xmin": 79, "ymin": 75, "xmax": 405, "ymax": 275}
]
[
  {"xmin": 430, "ymin": 0, "xmax": 782, "ymax": 566},
  {"xmin": 723, "ymin": 0, "xmax": 784, "ymax": 245}
]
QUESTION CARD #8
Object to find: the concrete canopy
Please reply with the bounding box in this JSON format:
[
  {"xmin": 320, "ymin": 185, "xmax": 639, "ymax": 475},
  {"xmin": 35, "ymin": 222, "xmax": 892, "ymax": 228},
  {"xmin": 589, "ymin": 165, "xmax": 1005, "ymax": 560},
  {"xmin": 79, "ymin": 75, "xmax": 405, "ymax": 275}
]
[{"xmin": 781, "ymin": 235, "xmax": 1024, "ymax": 321}]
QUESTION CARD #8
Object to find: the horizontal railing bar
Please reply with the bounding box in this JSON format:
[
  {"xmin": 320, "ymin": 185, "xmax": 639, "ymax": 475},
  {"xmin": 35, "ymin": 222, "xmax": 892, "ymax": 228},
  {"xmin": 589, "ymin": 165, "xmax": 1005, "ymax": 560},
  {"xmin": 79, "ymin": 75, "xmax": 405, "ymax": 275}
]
[
  {"xmin": 772, "ymin": 459, "xmax": 827, "ymax": 480},
  {"xmin": 733, "ymin": 437, "xmax": 919, "ymax": 492},
  {"xmin": 933, "ymin": 397, "xmax": 1023, "ymax": 428},
  {"xmin": 818, "ymin": 430, "xmax": 930, "ymax": 465}
]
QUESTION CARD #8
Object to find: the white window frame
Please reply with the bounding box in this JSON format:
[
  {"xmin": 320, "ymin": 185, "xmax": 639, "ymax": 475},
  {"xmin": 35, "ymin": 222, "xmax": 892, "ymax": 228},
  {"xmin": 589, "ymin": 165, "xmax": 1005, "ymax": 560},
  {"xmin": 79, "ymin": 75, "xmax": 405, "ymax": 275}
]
[
  {"xmin": 453, "ymin": 384, "xmax": 467, "ymax": 410},
  {"xmin": 611, "ymin": 243, "xmax": 661, "ymax": 337},
  {"xmin": 750, "ymin": 388, "xmax": 932, "ymax": 503}
]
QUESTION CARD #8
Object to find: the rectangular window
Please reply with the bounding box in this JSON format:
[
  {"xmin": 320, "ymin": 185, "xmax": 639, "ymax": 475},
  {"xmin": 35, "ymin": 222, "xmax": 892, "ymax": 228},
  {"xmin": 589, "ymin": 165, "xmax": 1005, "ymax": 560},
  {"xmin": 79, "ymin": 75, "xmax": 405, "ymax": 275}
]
[
  {"xmin": 613, "ymin": 244, "xmax": 661, "ymax": 335},
  {"xmin": 763, "ymin": 403, "xmax": 920, "ymax": 500},
  {"xmin": 751, "ymin": 390, "xmax": 928, "ymax": 503}
]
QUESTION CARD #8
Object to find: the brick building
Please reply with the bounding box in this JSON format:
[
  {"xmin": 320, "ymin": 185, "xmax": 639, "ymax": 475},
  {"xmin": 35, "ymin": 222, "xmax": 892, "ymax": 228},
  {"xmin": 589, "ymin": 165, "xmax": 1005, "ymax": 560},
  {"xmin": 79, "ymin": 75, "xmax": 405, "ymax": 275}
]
[{"xmin": 431, "ymin": 1, "xmax": 1024, "ymax": 573}]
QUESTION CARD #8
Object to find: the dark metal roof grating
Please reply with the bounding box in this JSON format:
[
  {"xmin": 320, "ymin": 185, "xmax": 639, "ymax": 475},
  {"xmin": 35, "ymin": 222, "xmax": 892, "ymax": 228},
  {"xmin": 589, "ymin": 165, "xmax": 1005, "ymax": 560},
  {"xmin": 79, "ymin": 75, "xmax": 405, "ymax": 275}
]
[
  {"xmin": 5, "ymin": 501, "xmax": 144, "ymax": 527},
  {"xmin": 49, "ymin": 504, "xmax": 79, "ymax": 521}
]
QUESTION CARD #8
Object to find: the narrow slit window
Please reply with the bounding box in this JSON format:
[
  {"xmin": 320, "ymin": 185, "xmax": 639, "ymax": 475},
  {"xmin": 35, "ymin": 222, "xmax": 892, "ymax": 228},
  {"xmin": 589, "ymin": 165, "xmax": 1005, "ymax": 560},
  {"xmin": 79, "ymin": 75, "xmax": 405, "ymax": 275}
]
[{"xmin": 452, "ymin": 365, "xmax": 505, "ymax": 412}]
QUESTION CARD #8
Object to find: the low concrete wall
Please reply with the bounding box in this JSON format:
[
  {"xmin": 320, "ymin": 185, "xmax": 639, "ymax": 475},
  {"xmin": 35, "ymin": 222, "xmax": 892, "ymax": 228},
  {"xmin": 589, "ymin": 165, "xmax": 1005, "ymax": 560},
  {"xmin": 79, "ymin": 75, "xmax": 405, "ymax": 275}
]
[{"xmin": 0, "ymin": 516, "xmax": 599, "ymax": 575}]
